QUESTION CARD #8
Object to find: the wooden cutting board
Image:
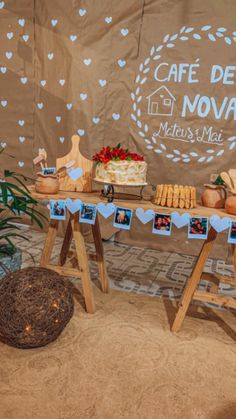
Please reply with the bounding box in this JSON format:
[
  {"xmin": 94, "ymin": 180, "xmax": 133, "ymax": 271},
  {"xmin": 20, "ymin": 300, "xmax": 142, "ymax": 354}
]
[{"xmin": 56, "ymin": 135, "xmax": 93, "ymax": 192}]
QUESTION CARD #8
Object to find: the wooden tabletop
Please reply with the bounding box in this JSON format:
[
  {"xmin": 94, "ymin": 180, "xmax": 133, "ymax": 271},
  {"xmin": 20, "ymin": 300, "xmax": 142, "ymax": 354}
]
[{"xmin": 29, "ymin": 185, "xmax": 236, "ymax": 220}]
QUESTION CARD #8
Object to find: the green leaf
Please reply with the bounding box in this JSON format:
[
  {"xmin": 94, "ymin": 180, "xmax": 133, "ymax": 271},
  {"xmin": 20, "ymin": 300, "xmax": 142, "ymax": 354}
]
[
  {"xmin": 31, "ymin": 205, "xmax": 47, "ymax": 221},
  {"xmin": 6, "ymin": 182, "xmax": 34, "ymax": 201},
  {"xmin": 0, "ymin": 182, "xmax": 9, "ymax": 205},
  {"xmin": 213, "ymin": 175, "xmax": 225, "ymax": 185},
  {"xmin": 23, "ymin": 208, "xmax": 46, "ymax": 229},
  {"xmin": 7, "ymin": 174, "xmax": 29, "ymax": 192},
  {"xmin": 4, "ymin": 170, "xmax": 28, "ymax": 182},
  {"xmin": 0, "ymin": 243, "xmax": 15, "ymax": 256},
  {"xmin": 0, "ymin": 168, "xmax": 45, "ymax": 248}
]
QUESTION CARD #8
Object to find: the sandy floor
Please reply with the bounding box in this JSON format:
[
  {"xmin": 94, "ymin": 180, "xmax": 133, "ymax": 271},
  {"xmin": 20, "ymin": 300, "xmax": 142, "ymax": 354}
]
[{"xmin": 1, "ymin": 284, "xmax": 236, "ymax": 419}]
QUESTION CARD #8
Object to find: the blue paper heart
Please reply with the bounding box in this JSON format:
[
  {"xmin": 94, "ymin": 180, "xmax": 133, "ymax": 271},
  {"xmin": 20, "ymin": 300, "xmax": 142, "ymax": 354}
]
[
  {"xmin": 171, "ymin": 212, "xmax": 190, "ymax": 228},
  {"xmin": 97, "ymin": 203, "xmax": 116, "ymax": 219},
  {"xmin": 67, "ymin": 167, "xmax": 83, "ymax": 181},
  {"xmin": 136, "ymin": 208, "xmax": 154, "ymax": 224},
  {"xmin": 210, "ymin": 215, "xmax": 231, "ymax": 233},
  {"xmin": 66, "ymin": 199, "xmax": 82, "ymax": 214}
]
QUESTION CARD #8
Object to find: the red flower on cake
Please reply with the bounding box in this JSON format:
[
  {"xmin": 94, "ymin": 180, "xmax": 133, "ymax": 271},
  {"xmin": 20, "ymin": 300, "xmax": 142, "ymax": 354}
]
[{"xmin": 93, "ymin": 144, "xmax": 144, "ymax": 164}]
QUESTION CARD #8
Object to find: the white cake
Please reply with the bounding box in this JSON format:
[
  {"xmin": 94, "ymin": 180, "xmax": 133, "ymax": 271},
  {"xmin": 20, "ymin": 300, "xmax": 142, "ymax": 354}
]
[{"xmin": 95, "ymin": 160, "xmax": 147, "ymax": 185}]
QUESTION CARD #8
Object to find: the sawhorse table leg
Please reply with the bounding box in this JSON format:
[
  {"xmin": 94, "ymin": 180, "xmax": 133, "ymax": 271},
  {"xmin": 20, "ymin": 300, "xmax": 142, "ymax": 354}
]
[
  {"xmin": 171, "ymin": 227, "xmax": 218, "ymax": 332},
  {"xmin": 40, "ymin": 211, "xmax": 109, "ymax": 314},
  {"xmin": 91, "ymin": 216, "xmax": 109, "ymax": 293},
  {"xmin": 232, "ymin": 243, "xmax": 236, "ymax": 277},
  {"xmin": 71, "ymin": 214, "xmax": 95, "ymax": 314},
  {"xmin": 40, "ymin": 213, "xmax": 95, "ymax": 314},
  {"xmin": 59, "ymin": 214, "xmax": 109, "ymax": 294},
  {"xmin": 59, "ymin": 218, "xmax": 73, "ymax": 266},
  {"xmin": 40, "ymin": 219, "xmax": 59, "ymax": 267}
]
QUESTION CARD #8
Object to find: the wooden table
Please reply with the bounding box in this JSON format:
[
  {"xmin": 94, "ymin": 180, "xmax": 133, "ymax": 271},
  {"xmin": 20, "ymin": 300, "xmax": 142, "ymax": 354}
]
[{"xmin": 29, "ymin": 186, "xmax": 236, "ymax": 330}]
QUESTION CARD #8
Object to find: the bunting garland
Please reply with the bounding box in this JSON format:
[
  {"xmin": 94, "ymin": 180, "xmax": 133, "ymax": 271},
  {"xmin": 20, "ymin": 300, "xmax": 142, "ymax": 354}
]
[{"xmin": 47, "ymin": 198, "xmax": 236, "ymax": 243}]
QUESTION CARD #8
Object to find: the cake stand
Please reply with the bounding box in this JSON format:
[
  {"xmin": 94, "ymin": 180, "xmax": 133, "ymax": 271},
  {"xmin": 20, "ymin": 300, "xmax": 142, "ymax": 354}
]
[{"xmin": 93, "ymin": 179, "xmax": 156, "ymax": 203}]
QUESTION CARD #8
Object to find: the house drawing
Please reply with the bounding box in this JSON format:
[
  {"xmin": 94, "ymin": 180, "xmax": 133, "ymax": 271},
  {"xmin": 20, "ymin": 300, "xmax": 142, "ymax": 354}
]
[{"xmin": 146, "ymin": 85, "xmax": 176, "ymax": 117}]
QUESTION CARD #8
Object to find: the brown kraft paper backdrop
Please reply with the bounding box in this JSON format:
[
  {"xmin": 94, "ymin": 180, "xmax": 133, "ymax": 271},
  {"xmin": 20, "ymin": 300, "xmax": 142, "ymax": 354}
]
[{"xmin": 0, "ymin": 0, "xmax": 236, "ymax": 257}]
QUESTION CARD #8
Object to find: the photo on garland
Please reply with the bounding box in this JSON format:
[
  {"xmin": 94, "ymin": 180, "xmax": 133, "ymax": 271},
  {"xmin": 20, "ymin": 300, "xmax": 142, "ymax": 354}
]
[
  {"xmin": 79, "ymin": 203, "xmax": 97, "ymax": 225},
  {"xmin": 228, "ymin": 221, "xmax": 236, "ymax": 244},
  {"xmin": 113, "ymin": 207, "xmax": 133, "ymax": 230},
  {"xmin": 152, "ymin": 213, "xmax": 172, "ymax": 236},
  {"xmin": 50, "ymin": 200, "xmax": 66, "ymax": 220},
  {"xmin": 188, "ymin": 217, "xmax": 208, "ymax": 240},
  {"xmin": 42, "ymin": 167, "xmax": 57, "ymax": 175}
]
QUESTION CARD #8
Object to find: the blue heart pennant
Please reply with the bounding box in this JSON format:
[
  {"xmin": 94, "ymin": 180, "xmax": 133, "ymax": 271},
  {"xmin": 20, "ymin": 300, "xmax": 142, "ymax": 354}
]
[
  {"xmin": 97, "ymin": 203, "xmax": 116, "ymax": 219},
  {"xmin": 47, "ymin": 198, "xmax": 233, "ymax": 238},
  {"xmin": 135, "ymin": 208, "xmax": 155, "ymax": 224}
]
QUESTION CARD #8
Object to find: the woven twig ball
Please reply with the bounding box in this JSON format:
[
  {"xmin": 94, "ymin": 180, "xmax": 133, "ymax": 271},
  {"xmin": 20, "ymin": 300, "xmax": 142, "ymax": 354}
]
[{"xmin": 0, "ymin": 267, "xmax": 74, "ymax": 349}]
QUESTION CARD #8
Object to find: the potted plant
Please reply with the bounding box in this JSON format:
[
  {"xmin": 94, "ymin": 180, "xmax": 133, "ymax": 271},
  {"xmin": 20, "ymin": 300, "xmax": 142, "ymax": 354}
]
[{"xmin": 0, "ymin": 146, "xmax": 46, "ymax": 278}]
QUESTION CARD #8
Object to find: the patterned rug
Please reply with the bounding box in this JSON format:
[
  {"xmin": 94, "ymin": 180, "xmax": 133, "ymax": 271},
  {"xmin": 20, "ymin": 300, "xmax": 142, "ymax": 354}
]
[{"xmin": 15, "ymin": 227, "xmax": 236, "ymax": 306}]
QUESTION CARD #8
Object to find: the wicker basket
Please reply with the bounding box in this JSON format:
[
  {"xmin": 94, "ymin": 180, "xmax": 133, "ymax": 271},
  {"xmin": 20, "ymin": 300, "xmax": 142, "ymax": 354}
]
[{"xmin": 0, "ymin": 267, "xmax": 74, "ymax": 349}]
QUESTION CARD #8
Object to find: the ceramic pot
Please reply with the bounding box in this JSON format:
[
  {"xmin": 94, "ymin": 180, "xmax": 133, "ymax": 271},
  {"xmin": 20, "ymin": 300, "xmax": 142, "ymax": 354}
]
[
  {"xmin": 35, "ymin": 173, "xmax": 59, "ymax": 194},
  {"xmin": 225, "ymin": 195, "xmax": 236, "ymax": 215},
  {"xmin": 201, "ymin": 184, "xmax": 226, "ymax": 209}
]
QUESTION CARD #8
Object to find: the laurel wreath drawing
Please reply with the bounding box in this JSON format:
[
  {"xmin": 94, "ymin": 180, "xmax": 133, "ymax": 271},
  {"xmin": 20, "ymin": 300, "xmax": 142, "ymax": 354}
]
[{"xmin": 131, "ymin": 25, "xmax": 236, "ymax": 163}]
